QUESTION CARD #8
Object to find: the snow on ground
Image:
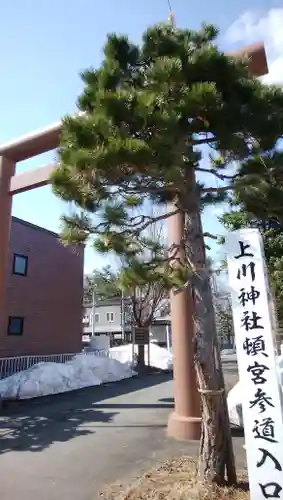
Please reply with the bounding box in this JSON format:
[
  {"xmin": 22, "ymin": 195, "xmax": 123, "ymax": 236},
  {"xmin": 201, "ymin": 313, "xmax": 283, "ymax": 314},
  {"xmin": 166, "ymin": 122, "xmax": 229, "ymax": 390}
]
[
  {"xmin": 0, "ymin": 344, "xmax": 172, "ymax": 400},
  {"xmin": 227, "ymin": 353, "xmax": 283, "ymax": 427},
  {"xmin": 0, "ymin": 353, "xmax": 136, "ymax": 400},
  {"xmin": 220, "ymin": 349, "xmax": 237, "ymax": 363},
  {"xmin": 110, "ymin": 343, "xmax": 173, "ymax": 371}
]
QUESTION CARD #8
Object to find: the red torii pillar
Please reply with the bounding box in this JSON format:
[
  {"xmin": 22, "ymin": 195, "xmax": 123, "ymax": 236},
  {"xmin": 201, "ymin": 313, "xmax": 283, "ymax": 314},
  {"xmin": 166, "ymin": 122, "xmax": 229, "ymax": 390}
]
[
  {"xmin": 0, "ymin": 45, "xmax": 268, "ymax": 440},
  {"xmin": 0, "ymin": 124, "xmax": 59, "ymax": 334}
]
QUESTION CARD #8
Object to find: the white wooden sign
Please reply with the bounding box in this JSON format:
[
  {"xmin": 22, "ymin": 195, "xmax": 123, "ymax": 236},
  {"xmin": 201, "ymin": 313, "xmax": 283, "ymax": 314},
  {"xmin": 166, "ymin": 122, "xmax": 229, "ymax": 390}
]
[{"xmin": 225, "ymin": 228, "xmax": 283, "ymax": 500}]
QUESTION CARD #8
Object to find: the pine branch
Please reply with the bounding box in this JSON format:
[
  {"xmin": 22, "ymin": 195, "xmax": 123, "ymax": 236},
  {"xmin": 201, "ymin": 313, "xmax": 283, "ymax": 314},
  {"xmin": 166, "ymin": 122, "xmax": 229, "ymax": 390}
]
[
  {"xmin": 196, "ymin": 167, "xmax": 237, "ymax": 181},
  {"xmin": 201, "ymin": 185, "xmax": 233, "ymax": 193},
  {"xmin": 128, "ymin": 208, "xmax": 178, "ymax": 232},
  {"xmin": 203, "ymin": 232, "xmax": 218, "ymax": 239},
  {"xmin": 94, "ymin": 206, "xmax": 180, "ymax": 236}
]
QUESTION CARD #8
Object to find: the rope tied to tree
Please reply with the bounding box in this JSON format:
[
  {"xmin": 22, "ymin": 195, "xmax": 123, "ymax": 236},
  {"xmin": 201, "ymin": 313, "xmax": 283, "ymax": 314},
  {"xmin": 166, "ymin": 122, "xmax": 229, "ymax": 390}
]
[{"xmin": 198, "ymin": 388, "xmax": 224, "ymax": 396}]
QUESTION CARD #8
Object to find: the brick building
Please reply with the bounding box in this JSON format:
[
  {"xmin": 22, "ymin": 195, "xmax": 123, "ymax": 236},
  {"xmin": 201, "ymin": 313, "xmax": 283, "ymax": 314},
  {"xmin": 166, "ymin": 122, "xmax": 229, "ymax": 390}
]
[{"xmin": 1, "ymin": 217, "xmax": 84, "ymax": 357}]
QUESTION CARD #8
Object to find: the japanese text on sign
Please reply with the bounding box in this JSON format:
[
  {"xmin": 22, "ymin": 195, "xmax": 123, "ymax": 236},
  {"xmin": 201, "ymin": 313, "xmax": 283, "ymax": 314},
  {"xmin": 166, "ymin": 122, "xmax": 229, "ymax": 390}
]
[{"xmin": 225, "ymin": 229, "xmax": 283, "ymax": 499}]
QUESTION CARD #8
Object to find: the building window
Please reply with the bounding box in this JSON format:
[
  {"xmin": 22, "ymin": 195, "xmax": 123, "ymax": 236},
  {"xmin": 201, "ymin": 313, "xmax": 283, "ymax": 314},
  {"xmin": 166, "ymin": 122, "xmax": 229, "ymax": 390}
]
[
  {"xmin": 89, "ymin": 313, "xmax": 99, "ymax": 325},
  {"xmin": 106, "ymin": 312, "xmax": 114, "ymax": 323},
  {"xmin": 13, "ymin": 254, "xmax": 28, "ymax": 276},
  {"xmin": 82, "ymin": 315, "xmax": 89, "ymax": 325},
  {"xmin": 7, "ymin": 316, "xmax": 24, "ymax": 336}
]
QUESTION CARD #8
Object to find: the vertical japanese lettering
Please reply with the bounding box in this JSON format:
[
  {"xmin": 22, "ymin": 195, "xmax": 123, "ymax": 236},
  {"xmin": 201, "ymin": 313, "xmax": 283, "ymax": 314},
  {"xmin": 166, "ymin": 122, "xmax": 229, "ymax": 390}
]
[
  {"xmin": 247, "ymin": 361, "xmax": 269, "ymax": 385},
  {"xmin": 256, "ymin": 448, "xmax": 282, "ymax": 471},
  {"xmin": 237, "ymin": 262, "xmax": 256, "ymax": 282},
  {"xmin": 238, "ymin": 286, "xmax": 260, "ymax": 306},
  {"xmin": 227, "ymin": 231, "xmax": 283, "ymax": 500},
  {"xmin": 258, "ymin": 482, "xmax": 282, "ymax": 499},
  {"xmin": 241, "ymin": 311, "xmax": 264, "ymax": 332},
  {"xmin": 234, "ymin": 241, "xmax": 254, "ymax": 259},
  {"xmin": 253, "ymin": 418, "xmax": 277, "ymax": 443},
  {"xmin": 243, "ymin": 336, "xmax": 268, "ymax": 357},
  {"xmin": 249, "ymin": 388, "xmax": 275, "ymax": 413}
]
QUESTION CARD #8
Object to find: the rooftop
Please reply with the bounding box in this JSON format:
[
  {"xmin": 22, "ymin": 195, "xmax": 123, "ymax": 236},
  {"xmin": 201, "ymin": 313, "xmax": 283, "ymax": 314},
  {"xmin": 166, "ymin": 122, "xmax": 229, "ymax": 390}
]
[{"xmin": 12, "ymin": 216, "xmax": 59, "ymax": 238}]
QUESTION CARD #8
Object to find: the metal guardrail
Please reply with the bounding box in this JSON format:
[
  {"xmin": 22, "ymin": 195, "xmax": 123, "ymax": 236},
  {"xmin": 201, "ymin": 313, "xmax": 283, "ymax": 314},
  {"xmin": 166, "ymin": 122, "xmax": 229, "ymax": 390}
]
[{"xmin": 0, "ymin": 350, "xmax": 110, "ymax": 380}]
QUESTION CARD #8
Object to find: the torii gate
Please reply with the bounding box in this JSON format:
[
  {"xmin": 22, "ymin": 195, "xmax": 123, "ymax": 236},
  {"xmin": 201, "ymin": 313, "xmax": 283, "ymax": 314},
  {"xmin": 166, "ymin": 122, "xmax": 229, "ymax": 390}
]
[{"xmin": 0, "ymin": 42, "xmax": 268, "ymax": 440}]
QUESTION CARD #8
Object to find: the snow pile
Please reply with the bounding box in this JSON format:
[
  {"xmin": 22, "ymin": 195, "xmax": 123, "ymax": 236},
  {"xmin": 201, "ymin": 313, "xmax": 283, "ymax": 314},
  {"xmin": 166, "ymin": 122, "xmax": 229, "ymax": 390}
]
[
  {"xmin": 110, "ymin": 343, "xmax": 173, "ymax": 371},
  {"xmin": 221, "ymin": 350, "xmax": 237, "ymax": 363},
  {"xmin": 276, "ymin": 353, "xmax": 283, "ymax": 384},
  {"xmin": 71, "ymin": 354, "xmax": 134, "ymax": 383},
  {"xmin": 145, "ymin": 344, "xmax": 173, "ymax": 370},
  {"xmin": 221, "ymin": 348, "xmax": 236, "ymax": 357},
  {"xmin": 227, "ymin": 383, "xmax": 244, "ymax": 427},
  {"xmin": 0, "ymin": 353, "xmax": 136, "ymax": 400},
  {"xmin": 227, "ymin": 354, "xmax": 283, "ymax": 427},
  {"xmin": 109, "ymin": 345, "xmax": 134, "ymax": 366}
]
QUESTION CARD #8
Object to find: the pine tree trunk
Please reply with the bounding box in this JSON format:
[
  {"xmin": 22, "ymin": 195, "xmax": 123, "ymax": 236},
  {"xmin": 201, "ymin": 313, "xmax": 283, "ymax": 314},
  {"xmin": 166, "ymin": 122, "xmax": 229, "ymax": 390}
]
[{"xmin": 183, "ymin": 173, "xmax": 236, "ymax": 486}]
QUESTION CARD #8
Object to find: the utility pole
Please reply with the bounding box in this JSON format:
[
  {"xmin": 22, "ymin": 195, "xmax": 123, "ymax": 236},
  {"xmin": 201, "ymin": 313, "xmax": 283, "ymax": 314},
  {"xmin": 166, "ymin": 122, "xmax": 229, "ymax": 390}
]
[
  {"xmin": 121, "ymin": 289, "xmax": 125, "ymax": 341},
  {"xmin": 91, "ymin": 286, "xmax": 96, "ymax": 337},
  {"xmin": 166, "ymin": 323, "xmax": 171, "ymax": 351}
]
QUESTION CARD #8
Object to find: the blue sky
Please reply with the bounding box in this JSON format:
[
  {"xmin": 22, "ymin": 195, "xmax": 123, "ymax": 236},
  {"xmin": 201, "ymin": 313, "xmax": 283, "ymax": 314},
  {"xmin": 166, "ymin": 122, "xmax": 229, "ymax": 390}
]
[{"xmin": 1, "ymin": 0, "xmax": 283, "ymax": 273}]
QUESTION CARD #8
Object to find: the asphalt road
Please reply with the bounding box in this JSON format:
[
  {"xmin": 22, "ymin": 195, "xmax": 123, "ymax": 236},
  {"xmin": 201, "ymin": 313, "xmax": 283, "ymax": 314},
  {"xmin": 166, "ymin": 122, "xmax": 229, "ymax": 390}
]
[{"xmin": 0, "ymin": 364, "xmax": 241, "ymax": 500}]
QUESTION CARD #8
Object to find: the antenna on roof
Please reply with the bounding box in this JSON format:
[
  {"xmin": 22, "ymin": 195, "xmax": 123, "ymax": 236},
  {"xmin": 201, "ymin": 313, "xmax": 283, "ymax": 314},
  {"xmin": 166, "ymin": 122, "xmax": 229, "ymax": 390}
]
[{"xmin": 167, "ymin": 0, "xmax": 176, "ymax": 27}]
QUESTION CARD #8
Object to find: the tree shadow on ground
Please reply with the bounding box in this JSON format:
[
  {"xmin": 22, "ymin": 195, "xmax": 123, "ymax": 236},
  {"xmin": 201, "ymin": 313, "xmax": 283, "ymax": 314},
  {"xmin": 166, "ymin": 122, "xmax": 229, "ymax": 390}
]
[
  {"xmin": 0, "ymin": 372, "xmax": 172, "ymax": 455},
  {"xmin": 0, "ymin": 407, "xmax": 118, "ymax": 454},
  {"xmin": 92, "ymin": 402, "xmax": 173, "ymax": 409},
  {"xmin": 89, "ymin": 385, "xmax": 175, "ymax": 411},
  {"xmin": 159, "ymin": 397, "xmax": 174, "ymax": 404}
]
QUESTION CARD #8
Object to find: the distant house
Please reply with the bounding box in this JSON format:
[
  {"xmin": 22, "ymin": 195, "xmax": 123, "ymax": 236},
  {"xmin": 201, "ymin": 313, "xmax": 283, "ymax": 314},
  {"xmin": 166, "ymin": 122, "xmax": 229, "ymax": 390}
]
[
  {"xmin": 83, "ymin": 295, "xmax": 132, "ymax": 346},
  {"xmin": 1, "ymin": 217, "xmax": 84, "ymax": 358},
  {"xmin": 150, "ymin": 321, "xmax": 171, "ymax": 348},
  {"xmin": 83, "ymin": 294, "xmax": 171, "ymax": 348}
]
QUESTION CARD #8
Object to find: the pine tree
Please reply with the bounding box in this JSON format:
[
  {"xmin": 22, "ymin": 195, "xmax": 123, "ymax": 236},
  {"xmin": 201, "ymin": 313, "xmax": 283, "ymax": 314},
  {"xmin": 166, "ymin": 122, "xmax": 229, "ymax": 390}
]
[
  {"xmin": 51, "ymin": 22, "xmax": 283, "ymax": 485},
  {"xmin": 85, "ymin": 265, "xmax": 121, "ymax": 301}
]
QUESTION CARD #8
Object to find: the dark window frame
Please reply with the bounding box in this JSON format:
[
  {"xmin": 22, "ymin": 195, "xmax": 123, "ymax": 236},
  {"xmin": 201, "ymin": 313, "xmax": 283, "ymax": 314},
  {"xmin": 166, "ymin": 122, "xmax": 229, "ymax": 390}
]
[
  {"xmin": 106, "ymin": 312, "xmax": 115, "ymax": 323},
  {"xmin": 7, "ymin": 316, "xmax": 24, "ymax": 336},
  {"xmin": 12, "ymin": 253, "xmax": 28, "ymax": 277}
]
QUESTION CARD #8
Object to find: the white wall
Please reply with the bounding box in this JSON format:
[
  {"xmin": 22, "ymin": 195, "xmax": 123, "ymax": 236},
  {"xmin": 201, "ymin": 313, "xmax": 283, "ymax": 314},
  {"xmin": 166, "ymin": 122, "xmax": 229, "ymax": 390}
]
[{"xmin": 150, "ymin": 323, "xmax": 171, "ymax": 346}]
